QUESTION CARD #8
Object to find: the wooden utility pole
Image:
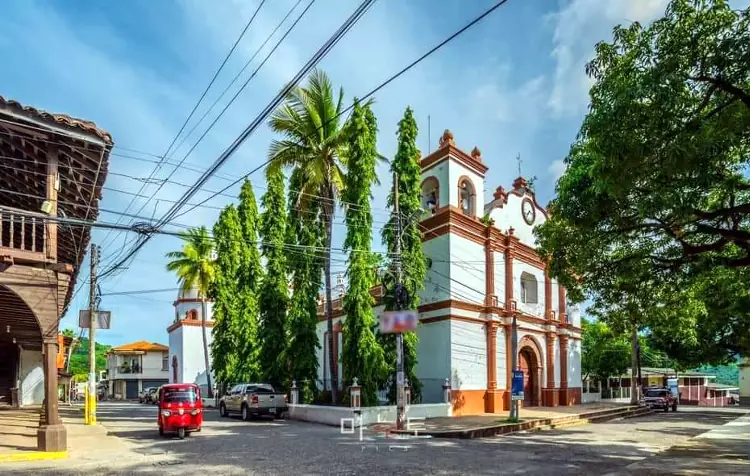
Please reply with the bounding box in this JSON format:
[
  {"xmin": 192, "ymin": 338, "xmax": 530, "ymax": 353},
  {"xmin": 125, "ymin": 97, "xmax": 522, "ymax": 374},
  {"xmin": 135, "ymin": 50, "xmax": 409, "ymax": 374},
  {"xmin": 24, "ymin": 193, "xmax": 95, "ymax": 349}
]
[{"xmin": 87, "ymin": 244, "xmax": 98, "ymax": 425}]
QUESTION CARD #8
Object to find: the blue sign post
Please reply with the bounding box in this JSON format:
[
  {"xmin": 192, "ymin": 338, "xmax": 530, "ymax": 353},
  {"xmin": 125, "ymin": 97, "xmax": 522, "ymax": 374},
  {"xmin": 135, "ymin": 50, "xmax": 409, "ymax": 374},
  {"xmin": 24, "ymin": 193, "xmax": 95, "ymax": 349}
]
[{"xmin": 511, "ymin": 370, "xmax": 525, "ymax": 401}]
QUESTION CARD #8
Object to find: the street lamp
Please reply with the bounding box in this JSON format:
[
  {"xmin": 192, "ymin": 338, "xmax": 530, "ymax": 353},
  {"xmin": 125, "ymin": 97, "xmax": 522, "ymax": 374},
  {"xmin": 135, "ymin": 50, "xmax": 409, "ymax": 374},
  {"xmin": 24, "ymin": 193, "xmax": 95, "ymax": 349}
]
[{"xmin": 509, "ymin": 302, "xmax": 519, "ymax": 421}]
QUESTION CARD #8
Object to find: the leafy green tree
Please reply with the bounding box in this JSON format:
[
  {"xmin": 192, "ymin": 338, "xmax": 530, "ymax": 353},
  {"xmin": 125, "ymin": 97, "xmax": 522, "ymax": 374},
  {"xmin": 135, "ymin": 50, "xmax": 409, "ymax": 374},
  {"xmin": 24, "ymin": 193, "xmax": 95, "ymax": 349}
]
[
  {"xmin": 65, "ymin": 333, "xmax": 109, "ymax": 377},
  {"xmin": 267, "ymin": 69, "xmax": 350, "ymax": 402},
  {"xmin": 285, "ymin": 168, "xmax": 323, "ymax": 403},
  {"xmin": 235, "ymin": 179, "xmax": 263, "ymax": 383},
  {"xmin": 537, "ymin": 0, "xmax": 750, "ymax": 378},
  {"xmin": 581, "ymin": 318, "xmax": 631, "ymax": 383},
  {"xmin": 210, "ymin": 205, "xmax": 243, "ymax": 392},
  {"xmin": 340, "ymin": 101, "xmax": 386, "ymax": 406},
  {"xmin": 166, "ymin": 227, "xmax": 215, "ymax": 397},
  {"xmin": 258, "ymin": 167, "xmax": 289, "ymax": 389},
  {"xmin": 380, "ymin": 106, "xmax": 425, "ymax": 403}
]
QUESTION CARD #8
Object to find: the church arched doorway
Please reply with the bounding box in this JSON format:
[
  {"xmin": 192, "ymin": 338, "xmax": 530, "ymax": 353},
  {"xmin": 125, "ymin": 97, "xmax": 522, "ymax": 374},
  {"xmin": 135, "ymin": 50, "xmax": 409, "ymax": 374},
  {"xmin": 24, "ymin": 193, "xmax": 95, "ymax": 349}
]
[{"xmin": 518, "ymin": 336, "xmax": 543, "ymax": 407}]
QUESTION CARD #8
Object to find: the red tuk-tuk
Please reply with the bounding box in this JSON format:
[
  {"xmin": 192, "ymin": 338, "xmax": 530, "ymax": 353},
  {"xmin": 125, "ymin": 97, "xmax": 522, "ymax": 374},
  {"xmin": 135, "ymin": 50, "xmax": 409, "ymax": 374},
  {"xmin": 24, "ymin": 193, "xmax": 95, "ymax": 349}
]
[{"xmin": 157, "ymin": 383, "xmax": 203, "ymax": 439}]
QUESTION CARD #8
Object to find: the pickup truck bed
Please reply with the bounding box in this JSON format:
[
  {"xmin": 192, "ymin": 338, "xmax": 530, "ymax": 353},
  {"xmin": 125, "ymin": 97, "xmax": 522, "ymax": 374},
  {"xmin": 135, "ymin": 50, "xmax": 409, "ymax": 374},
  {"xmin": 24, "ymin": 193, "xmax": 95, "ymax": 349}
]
[{"xmin": 219, "ymin": 383, "xmax": 288, "ymax": 420}]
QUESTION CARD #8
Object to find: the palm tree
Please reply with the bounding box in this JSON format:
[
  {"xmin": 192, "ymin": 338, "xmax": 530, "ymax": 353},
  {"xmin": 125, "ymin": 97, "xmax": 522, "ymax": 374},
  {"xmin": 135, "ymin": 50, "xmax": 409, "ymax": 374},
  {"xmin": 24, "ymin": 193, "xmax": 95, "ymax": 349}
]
[
  {"xmin": 267, "ymin": 69, "xmax": 350, "ymax": 402},
  {"xmin": 165, "ymin": 226, "xmax": 216, "ymax": 398}
]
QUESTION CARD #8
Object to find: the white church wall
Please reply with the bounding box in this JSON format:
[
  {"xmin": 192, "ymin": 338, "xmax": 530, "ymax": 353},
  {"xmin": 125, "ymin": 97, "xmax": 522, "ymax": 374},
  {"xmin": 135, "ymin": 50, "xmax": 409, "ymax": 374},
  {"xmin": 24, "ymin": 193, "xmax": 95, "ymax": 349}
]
[
  {"xmin": 421, "ymin": 234, "xmax": 451, "ymax": 305},
  {"xmin": 416, "ymin": 320, "xmax": 451, "ymax": 403},
  {"xmin": 493, "ymin": 252, "xmax": 506, "ymax": 307},
  {"xmin": 569, "ymin": 339, "xmax": 582, "ymax": 388},
  {"xmin": 169, "ymin": 326, "xmax": 183, "ymax": 383},
  {"xmin": 496, "ymin": 326, "xmax": 507, "ymax": 389},
  {"xmin": 179, "ymin": 325, "xmax": 214, "ymax": 384},
  {"xmin": 19, "ymin": 348, "xmax": 44, "ymax": 406},
  {"xmin": 450, "ymin": 320, "xmax": 486, "ymax": 390},
  {"xmin": 568, "ymin": 303, "xmax": 582, "ymax": 328},
  {"xmin": 513, "ymin": 259, "xmax": 545, "ymax": 318},
  {"xmin": 551, "ymin": 281, "xmax": 560, "ymax": 316},
  {"xmin": 449, "ymin": 235, "xmax": 485, "ymax": 305}
]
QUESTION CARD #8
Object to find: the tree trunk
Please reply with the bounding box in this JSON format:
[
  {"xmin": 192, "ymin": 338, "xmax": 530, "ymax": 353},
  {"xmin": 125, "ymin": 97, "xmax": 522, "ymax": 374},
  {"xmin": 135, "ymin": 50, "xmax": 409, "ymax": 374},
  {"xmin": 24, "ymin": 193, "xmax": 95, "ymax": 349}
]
[
  {"xmin": 630, "ymin": 326, "xmax": 638, "ymax": 405},
  {"xmin": 201, "ymin": 298, "xmax": 213, "ymax": 398},
  {"xmin": 324, "ymin": 196, "xmax": 337, "ymax": 403}
]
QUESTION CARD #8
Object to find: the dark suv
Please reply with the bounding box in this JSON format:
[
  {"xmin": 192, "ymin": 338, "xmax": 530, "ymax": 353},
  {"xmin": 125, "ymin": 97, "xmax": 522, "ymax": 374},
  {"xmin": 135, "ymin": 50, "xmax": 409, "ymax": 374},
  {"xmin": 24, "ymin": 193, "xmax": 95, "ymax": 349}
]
[{"xmin": 643, "ymin": 387, "xmax": 677, "ymax": 412}]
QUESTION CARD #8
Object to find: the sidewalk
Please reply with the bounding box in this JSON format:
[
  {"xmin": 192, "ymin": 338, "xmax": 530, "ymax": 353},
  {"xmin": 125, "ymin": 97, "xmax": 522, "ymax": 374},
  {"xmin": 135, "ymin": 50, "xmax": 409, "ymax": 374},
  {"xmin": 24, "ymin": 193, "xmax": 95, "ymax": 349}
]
[
  {"xmin": 618, "ymin": 410, "xmax": 750, "ymax": 475},
  {"xmin": 389, "ymin": 402, "xmax": 647, "ymax": 438},
  {"xmin": 0, "ymin": 406, "xmax": 43, "ymax": 461}
]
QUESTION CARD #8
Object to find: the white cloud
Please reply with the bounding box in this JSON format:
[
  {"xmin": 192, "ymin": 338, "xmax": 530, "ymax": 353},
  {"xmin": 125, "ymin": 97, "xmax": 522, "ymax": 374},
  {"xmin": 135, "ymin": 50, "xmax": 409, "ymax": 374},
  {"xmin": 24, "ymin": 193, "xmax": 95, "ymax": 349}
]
[{"xmin": 546, "ymin": 0, "xmax": 668, "ymax": 117}]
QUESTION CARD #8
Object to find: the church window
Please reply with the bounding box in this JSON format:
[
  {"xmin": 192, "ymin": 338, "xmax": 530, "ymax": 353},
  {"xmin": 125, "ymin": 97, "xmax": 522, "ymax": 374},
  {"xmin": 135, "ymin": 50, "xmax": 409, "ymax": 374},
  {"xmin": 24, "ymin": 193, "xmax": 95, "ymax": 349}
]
[
  {"xmin": 421, "ymin": 177, "xmax": 439, "ymax": 214},
  {"xmin": 520, "ymin": 272, "xmax": 538, "ymax": 304},
  {"xmin": 458, "ymin": 177, "xmax": 476, "ymax": 216}
]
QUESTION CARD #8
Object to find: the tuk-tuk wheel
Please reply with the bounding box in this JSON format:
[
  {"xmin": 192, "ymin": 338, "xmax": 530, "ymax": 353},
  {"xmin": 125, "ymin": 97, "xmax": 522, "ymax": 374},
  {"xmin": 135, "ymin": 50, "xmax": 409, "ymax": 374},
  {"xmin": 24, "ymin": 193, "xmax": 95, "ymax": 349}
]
[
  {"xmin": 159, "ymin": 427, "xmax": 164, "ymax": 437},
  {"xmin": 178, "ymin": 428, "xmax": 186, "ymax": 439}
]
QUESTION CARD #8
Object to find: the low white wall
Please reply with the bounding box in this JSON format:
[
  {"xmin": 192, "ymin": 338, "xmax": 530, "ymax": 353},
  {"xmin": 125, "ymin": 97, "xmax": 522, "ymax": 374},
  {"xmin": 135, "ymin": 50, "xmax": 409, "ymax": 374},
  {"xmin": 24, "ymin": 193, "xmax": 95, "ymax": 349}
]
[
  {"xmin": 288, "ymin": 403, "xmax": 452, "ymax": 427},
  {"xmin": 19, "ymin": 348, "xmax": 44, "ymax": 406},
  {"xmin": 582, "ymin": 392, "xmax": 601, "ymax": 404}
]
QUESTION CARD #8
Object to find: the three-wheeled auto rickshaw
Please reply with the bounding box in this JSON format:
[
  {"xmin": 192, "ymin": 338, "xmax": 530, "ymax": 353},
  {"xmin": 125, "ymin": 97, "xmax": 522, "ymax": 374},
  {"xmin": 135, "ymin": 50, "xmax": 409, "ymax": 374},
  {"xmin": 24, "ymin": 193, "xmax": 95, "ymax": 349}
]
[{"xmin": 157, "ymin": 383, "xmax": 203, "ymax": 439}]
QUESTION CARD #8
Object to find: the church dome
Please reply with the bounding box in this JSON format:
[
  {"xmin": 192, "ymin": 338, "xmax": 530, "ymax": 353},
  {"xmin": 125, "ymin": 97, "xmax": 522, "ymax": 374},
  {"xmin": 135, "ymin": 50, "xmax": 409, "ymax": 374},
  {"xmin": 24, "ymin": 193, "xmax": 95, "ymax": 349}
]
[{"xmin": 176, "ymin": 286, "xmax": 201, "ymax": 301}]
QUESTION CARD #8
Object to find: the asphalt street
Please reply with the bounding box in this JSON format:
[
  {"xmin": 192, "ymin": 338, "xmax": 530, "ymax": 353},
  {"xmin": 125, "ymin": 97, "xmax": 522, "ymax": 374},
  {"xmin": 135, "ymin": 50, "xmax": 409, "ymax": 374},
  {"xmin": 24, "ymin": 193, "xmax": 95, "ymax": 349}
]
[{"xmin": 7, "ymin": 402, "xmax": 746, "ymax": 475}]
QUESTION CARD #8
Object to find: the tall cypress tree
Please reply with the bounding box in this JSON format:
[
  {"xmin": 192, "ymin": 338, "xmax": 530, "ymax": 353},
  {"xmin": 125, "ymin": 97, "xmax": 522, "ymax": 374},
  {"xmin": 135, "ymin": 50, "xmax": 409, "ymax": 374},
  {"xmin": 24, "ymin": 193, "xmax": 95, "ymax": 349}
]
[
  {"xmin": 235, "ymin": 179, "xmax": 263, "ymax": 382},
  {"xmin": 341, "ymin": 101, "xmax": 386, "ymax": 406},
  {"xmin": 258, "ymin": 167, "xmax": 289, "ymax": 388},
  {"xmin": 380, "ymin": 106, "xmax": 425, "ymax": 402},
  {"xmin": 210, "ymin": 205, "xmax": 243, "ymax": 393},
  {"xmin": 286, "ymin": 168, "xmax": 323, "ymax": 403}
]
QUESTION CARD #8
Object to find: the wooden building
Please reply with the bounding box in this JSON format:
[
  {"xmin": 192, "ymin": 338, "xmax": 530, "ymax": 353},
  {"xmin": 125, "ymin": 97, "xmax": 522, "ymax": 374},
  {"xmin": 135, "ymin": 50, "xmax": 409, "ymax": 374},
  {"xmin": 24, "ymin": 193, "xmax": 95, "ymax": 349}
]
[{"xmin": 0, "ymin": 96, "xmax": 112, "ymax": 451}]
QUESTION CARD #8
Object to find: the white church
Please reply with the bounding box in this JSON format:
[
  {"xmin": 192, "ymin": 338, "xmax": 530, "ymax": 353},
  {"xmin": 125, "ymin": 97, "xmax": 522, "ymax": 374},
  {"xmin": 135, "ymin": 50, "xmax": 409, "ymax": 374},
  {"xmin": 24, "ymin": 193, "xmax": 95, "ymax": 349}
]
[
  {"xmin": 167, "ymin": 129, "xmax": 583, "ymax": 415},
  {"xmin": 314, "ymin": 130, "xmax": 583, "ymax": 415}
]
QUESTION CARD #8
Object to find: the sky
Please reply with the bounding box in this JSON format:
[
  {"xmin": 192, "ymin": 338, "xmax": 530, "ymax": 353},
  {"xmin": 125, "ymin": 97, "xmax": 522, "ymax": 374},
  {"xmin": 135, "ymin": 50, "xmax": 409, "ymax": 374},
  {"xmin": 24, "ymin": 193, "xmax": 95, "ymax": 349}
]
[{"xmin": 0, "ymin": 0, "xmax": 677, "ymax": 346}]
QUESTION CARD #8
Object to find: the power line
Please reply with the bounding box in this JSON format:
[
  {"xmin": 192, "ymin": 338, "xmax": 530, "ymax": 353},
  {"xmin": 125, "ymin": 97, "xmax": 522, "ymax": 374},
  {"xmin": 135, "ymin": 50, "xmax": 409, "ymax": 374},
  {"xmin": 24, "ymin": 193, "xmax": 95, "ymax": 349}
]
[
  {"xmin": 100, "ymin": 0, "xmax": 376, "ymax": 279},
  {"xmin": 98, "ymin": 1, "xmax": 269, "ymax": 254},
  {"xmin": 172, "ymin": 0, "xmax": 512, "ymax": 221}
]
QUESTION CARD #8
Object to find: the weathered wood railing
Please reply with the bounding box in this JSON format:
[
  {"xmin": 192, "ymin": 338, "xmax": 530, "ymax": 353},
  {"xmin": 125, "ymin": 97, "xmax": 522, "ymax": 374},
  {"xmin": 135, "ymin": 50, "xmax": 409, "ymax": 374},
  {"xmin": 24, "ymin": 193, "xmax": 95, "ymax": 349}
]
[{"xmin": 0, "ymin": 207, "xmax": 49, "ymax": 260}]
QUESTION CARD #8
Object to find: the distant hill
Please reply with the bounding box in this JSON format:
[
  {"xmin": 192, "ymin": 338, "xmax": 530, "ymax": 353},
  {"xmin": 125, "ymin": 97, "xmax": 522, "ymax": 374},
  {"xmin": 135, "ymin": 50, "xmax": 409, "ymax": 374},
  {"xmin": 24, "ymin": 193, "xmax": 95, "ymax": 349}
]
[
  {"xmin": 66, "ymin": 336, "xmax": 111, "ymax": 380},
  {"xmin": 693, "ymin": 364, "xmax": 739, "ymax": 386}
]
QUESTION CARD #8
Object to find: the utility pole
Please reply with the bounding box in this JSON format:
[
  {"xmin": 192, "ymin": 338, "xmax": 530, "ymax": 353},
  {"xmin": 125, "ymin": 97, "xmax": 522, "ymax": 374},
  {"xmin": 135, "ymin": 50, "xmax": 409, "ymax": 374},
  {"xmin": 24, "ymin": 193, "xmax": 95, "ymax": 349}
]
[
  {"xmin": 393, "ymin": 172, "xmax": 406, "ymax": 431},
  {"xmin": 87, "ymin": 243, "xmax": 98, "ymax": 425}
]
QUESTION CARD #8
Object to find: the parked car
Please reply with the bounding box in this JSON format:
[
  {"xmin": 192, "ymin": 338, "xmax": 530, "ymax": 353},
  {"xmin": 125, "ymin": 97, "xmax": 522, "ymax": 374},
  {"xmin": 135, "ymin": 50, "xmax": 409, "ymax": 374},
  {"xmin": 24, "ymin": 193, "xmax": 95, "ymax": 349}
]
[
  {"xmin": 139, "ymin": 387, "xmax": 156, "ymax": 403},
  {"xmin": 219, "ymin": 383, "xmax": 288, "ymax": 420},
  {"xmin": 643, "ymin": 387, "xmax": 677, "ymax": 412}
]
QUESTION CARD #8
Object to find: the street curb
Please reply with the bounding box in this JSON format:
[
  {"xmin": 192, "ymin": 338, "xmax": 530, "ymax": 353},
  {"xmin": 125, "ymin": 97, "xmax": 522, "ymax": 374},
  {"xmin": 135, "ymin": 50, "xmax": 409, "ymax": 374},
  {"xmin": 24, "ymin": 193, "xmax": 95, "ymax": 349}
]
[
  {"xmin": 390, "ymin": 406, "xmax": 649, "ymax": 439},
  {"xmin": 0, "ymin": 451, "xmax": 68, "ymax": 463}
]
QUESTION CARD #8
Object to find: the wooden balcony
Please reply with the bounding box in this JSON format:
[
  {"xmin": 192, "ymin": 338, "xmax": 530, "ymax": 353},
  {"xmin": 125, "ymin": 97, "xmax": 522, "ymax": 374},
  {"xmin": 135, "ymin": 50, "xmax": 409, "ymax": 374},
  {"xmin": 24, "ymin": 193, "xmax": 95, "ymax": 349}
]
[{"xmin": 0, "ymin": 207, "xmax": 54, "ymax": 265}]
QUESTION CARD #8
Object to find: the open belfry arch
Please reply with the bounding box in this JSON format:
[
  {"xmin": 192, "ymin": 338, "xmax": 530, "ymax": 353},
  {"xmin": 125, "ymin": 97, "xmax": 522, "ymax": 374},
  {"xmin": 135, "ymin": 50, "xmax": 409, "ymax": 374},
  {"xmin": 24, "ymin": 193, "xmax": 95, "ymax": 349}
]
[
  {"xmin": 0, "ymin": 96, "xmax": 113, "ymax": 450},
  {"xmin": 314, "ymin": 128, "xmax": 582, "ymax": 415}
]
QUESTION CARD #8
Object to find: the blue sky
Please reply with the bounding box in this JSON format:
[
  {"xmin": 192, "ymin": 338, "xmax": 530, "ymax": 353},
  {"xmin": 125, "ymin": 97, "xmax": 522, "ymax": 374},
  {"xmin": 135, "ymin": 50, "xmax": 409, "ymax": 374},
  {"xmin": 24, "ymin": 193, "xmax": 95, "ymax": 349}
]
[{"xmin": 1, "ymin": 0, "xmax": 676, "ymax": 346}]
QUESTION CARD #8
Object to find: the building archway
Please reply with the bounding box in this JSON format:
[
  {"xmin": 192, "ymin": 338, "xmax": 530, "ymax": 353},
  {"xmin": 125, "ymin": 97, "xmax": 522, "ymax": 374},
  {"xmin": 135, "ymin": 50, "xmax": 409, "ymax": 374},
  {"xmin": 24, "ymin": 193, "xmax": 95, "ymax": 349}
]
[
  {"xmin": 518, "ymin": 335, "xmax": 543, "ymax": 406},
  {"xmin": 0, "ymin": 284, "xmax": 43, "ymax": 406}
]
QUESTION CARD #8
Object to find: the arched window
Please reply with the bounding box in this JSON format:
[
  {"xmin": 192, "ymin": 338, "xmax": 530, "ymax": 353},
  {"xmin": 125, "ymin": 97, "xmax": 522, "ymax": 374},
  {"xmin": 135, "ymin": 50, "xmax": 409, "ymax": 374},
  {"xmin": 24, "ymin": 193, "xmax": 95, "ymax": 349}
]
[
  {"xmin": 421, "ymin": 177, "xmax": 439, "ymax": 214},
  {"xmin": 458, "ymin": 177, "xmax": 476, "ymax": 216},
  {"xmin": 520, "ymin": 272, "xmax": 538, "ymax": 304}
]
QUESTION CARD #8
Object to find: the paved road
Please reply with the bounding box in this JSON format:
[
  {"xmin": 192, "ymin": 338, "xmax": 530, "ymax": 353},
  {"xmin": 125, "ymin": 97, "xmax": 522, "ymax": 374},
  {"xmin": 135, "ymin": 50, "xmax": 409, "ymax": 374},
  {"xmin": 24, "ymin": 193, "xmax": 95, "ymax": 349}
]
[{"xmin": 8, "ymin": 402, "xmax": 746, "ymax": 475}]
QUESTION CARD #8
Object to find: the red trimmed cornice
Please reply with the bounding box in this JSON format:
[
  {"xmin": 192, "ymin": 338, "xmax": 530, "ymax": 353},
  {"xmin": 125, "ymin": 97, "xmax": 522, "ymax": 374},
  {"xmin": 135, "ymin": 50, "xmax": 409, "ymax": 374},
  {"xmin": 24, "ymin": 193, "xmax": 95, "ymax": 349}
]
[{"xmin": 421, "ymin": 144, "xmax": 489, "ymax": 177}]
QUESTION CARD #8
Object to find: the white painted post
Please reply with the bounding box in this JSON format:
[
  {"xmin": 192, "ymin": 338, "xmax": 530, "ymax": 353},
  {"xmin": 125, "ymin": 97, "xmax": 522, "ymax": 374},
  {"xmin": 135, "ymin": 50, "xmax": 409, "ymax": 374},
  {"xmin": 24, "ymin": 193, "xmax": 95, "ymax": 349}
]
[
  {"xmin": 291, "ymin": 380, "xmax": 299, "ymax": 405},
  {"xmin": 404, "ymin": 379, "xmax": 411, "ymax": 409},
  {"xmin": 443, "ymin": 378, "xmax": 451, "ymax": 404}
]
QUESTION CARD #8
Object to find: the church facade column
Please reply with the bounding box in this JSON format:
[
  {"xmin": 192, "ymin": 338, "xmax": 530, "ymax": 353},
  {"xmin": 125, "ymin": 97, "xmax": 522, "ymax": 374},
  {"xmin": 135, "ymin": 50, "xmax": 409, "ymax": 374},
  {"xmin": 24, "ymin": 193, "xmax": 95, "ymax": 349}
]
[
  {"xmin": 558, "ymin": 334, "xmax": 570, "ymax": 405},
  {"xmin": 542, "ymin": 332, "xmax": 558, "ymax": 406}
]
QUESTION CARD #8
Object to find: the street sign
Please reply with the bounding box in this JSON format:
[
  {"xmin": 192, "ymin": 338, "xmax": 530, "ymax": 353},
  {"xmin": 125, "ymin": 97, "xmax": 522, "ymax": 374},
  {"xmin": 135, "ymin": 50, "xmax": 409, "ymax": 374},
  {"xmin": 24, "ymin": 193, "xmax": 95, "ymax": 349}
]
[
  {"xmin": 511, "ymin": 370, "xmax": 525, "ymax": 401},
  {"xmin": 78, "ymin": 310, "xmax": 112, "ymax": 329},
  {"xmin": 379, "ymin": 310, "xmax": 418, "ymax": 333}
]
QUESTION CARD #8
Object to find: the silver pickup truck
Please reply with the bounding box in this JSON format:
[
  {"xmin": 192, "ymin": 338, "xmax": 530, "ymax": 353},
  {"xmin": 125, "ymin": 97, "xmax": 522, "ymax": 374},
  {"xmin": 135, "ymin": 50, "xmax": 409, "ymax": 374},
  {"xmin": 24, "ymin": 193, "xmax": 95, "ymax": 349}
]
[{"xmin": 219, "ymin": 383, "xmax": 288, "ymax": 420}]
